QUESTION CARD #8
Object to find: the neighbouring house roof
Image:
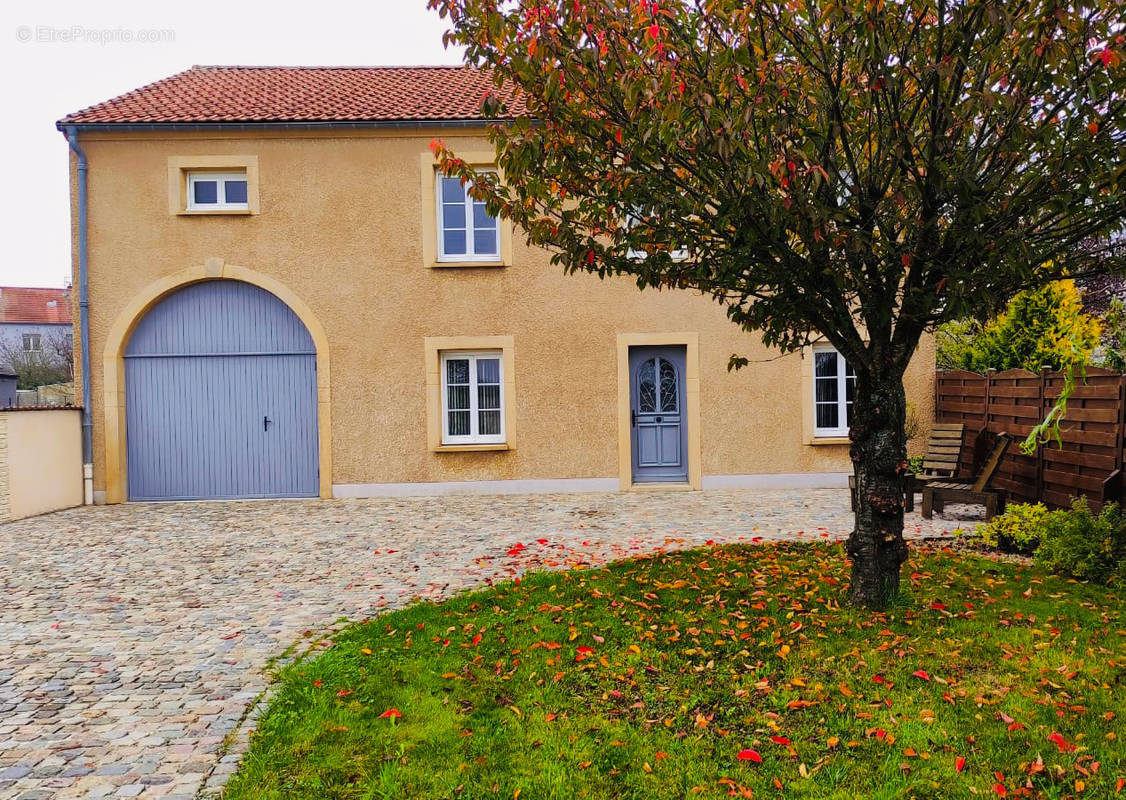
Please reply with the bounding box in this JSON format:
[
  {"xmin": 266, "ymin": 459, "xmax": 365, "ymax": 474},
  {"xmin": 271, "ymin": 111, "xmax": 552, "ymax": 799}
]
[
  {"xmin": 0, "ymin": 287, "xmax": 72, "ymax": 325},
  {"xmin": 58, "ymin": 65, "xmax": 525, "ymax": 126}
]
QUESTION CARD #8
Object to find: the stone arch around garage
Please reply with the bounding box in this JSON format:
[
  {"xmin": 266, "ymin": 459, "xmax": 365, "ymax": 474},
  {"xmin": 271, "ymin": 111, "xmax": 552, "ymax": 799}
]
[{"xmin": 101, "ymin": 257, "xmax": 332, "ymax": 503}]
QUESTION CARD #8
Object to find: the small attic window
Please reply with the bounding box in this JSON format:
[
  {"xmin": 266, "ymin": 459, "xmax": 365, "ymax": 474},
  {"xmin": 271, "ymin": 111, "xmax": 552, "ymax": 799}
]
[
  {"xmin": 168, "ymin": 156, "xmax": 259, "ymax": 216},
  {"xmin": 186, "ymin": 171, "xmax": 249, "ymax": 211}
]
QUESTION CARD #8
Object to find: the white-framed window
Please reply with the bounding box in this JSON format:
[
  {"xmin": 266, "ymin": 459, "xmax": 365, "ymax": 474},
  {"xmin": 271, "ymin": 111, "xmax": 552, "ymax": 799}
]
[
  {"xmin": 186, "ymin": 171, "xmax": 249, "ymax": 211},
  {"xmin": 437, "ymin": 174, "xmax": 501, "ymax": 262},
  {"xmin": 624, "ymin": 208, "xmax": 688, "ymax": 261},
  {"xmin": 813, "ymin": 346, "xmax": 855, "ymax": 437},
  {"xmin": 440, "ymin": 351, "xmax": 505, "ymax": 444},
  {"xmin": 22, "ymin": 333, "xmax": 41, "ymax": 353}
]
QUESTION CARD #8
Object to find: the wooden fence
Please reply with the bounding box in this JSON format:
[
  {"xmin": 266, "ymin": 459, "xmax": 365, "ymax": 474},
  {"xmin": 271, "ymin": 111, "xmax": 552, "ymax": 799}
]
[{"xmin": 934, "ymin": 368, "xmax": 1125, "ymax": 509}]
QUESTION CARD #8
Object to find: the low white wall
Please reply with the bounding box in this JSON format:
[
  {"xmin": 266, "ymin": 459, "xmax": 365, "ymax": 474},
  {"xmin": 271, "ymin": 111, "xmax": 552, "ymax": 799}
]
[{"xmin": 0, "ymin": 408, "xmax": 83, "ymax": 521}]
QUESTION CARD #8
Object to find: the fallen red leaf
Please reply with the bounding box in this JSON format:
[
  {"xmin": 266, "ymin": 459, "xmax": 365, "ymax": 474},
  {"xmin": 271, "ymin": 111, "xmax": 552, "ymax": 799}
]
[
  {"xmin": 769, "ymin": 736, "xmax": 790, "ymax": 745},
  {"xmin": 1048, "ymin": 732, "xmax": 1075, "ymax": 753},
  {"xmin": 736, "ymin": 749, "xmax": 762, "ymax": 763},
  {"xmin": 912, "ymin": 670, "xmax": 931, "ymax": 682},
  {"xmin": 956, "ymin": 756, "xmax": 966, "ymax": 773},
  {"xmin": 379, "ymin": 708, "xmax": 402, "ymax": 719},
  {"xmin": 994, "ymin": 784, "xmax": 1007, "ymax": 797}
]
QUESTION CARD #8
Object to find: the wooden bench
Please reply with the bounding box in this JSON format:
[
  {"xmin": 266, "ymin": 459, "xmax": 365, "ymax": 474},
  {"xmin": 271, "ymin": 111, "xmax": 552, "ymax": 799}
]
[
  {"xmin": 914, "ymin": 423, "xmax": 966, "ymax": 487},
  {"xmin": 922, "ymin": 432, "xmax": 1011, "ymax": 520}
]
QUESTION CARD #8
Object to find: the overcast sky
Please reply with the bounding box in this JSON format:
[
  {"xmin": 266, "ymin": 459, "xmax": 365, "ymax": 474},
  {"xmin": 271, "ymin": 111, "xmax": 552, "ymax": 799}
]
[{"xmin": 0, "ymin": 0, "xmax": 462, "ymax": 289}]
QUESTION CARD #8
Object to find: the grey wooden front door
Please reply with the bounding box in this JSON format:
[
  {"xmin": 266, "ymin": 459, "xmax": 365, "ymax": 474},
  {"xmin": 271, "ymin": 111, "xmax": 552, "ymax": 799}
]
[
  {"xmin": 124, "ymin": 280, "xmax": 319, "ymax": 501},
  {"xmin": 629, "ymin": 345, "xmax": 688, "ymax": 483}
]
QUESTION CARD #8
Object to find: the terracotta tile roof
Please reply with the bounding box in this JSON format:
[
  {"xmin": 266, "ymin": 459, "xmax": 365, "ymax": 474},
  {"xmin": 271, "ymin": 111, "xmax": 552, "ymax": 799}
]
[
  {"xmin": 0, "ymin": 287, "xmax": 72, "ymax": 325},
  {"xmin": 59, "ymin": 65, "xmax": 525, "ymax": 125}
]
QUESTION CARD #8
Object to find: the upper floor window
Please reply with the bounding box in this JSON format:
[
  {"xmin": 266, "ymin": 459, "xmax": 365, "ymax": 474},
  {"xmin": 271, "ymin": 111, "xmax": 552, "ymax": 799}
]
[
  {"xmin": 624, "ymin": 208, "xmax": 688, "ymax": 261},
  {"xmin": 187, "ymin": 171, "xmax": 249, "ymax": 211},
  {"xmin": 813, "ymin": 346, "xmax": 855, "ymax": 437},
  {"xmin": 437, "ymin": 176, "xmax": 500, "ymax": 262},
  {"xmin": 440, "ymin": 351, "xmax": 505, "ymax": 445},
  {"xmin": 22, "ymin": 333, "xmax": 41, "ymax": 353}
]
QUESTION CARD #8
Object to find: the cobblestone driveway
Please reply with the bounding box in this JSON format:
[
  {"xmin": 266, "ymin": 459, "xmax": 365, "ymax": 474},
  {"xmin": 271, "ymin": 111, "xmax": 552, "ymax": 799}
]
[{"xmin": 0, "ymin": 489, "xmax": 960, "ymax": 799}]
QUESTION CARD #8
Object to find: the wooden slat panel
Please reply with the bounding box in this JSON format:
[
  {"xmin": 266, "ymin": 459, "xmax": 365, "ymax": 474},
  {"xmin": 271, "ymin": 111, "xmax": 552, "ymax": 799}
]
[
  {"xmin": 1042, "ymin": 449, "xmax": 1117, "ymax": 471},
  {"xmin": 987, "ymin": 402, "xmax": 1044, "ymax": 418},
  {"xmin": 988, "ymin": 385, "xmax": 1041, "ymax": 398},
  {"xmin": 1058, "ymin": 407, "xmax": 1119, "ymax": 424},
  {"xmin": 935, "ymin": 369, "xmax": 1125, "ymax": 509},
  {"xmin": 1043, "ymin": 469, "xmax": 1107, "ymax": 493}
]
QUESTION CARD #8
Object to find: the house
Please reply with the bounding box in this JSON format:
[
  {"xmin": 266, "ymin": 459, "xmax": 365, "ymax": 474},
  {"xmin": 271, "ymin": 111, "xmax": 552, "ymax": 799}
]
[
  {"xmin": 58, "ymin": 66, "xmax": 935, "ymax": 504},
  {"xmin": 0, "ymin": 286, "xmax": 73, "ymax": 373}
]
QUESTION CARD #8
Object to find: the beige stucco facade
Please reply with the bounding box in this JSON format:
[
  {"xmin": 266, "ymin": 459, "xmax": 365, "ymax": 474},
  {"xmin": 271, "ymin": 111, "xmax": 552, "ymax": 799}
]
[
  {"xmin": 0, "ymin": 409, "xmax": 84, "ymax": 520},
  {"xmin": 70, "ymin": 127, "xmax": 934, "ymax": 502}
]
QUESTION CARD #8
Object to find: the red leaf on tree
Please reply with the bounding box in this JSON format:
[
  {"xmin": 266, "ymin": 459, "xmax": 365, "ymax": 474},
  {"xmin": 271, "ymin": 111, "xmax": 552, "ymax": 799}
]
[{"xmin": 736, "ymin": 749, "xmax": 762, "ymax": 763}]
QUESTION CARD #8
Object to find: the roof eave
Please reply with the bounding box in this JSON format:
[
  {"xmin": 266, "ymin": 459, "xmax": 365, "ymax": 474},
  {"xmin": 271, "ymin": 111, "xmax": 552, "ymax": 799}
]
[{"xmin": 56, "ymin": 118, "xmax": 519, "ymax": 133}]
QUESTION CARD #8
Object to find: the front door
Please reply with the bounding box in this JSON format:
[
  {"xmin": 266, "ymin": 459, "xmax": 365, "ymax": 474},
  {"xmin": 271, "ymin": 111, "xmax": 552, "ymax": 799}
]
[{"xmin": 629, "ymin": 345, "xmax": 688, "ymax": 483}]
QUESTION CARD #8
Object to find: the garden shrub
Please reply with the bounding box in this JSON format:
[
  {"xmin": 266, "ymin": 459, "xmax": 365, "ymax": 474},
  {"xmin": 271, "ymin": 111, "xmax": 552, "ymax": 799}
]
[
  {"xmin": 978, "ymin": 502, "xmax": 1056, "ymax": 555},
  {"xmin": 1034, "ymin": 499, "xmax": 1126, "ymax": 584}
]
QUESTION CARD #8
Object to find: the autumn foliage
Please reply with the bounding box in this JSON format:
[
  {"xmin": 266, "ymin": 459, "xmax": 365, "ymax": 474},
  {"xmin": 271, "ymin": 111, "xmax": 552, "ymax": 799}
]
[{"xmin": 427, "ymin": 0, "xmax": 1126, "ymax": 608}]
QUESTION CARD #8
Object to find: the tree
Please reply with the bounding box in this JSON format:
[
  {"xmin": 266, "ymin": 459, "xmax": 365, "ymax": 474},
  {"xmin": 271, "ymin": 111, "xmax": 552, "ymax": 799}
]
[
  {"xmin": 0, "ymin": 329, "xmax": 73, "ymax": 390},
  {"xmin": 938, "ymin": 281, "xmax": 1101, "ymax": 373},
  {"xmin": 429, "ymin": 0, "xmax": 1126, "ymax": 607},
  {"xmin": 935, "ymin": 318, "xmax": 981, "ymax": 371},
  {"xmin": 964, "ymin": 281, "xmax": 1101, "ymax": 372},
  {"xmin": 1099, "ymin": 297, "xmax": 1126, "ymax": 370}
]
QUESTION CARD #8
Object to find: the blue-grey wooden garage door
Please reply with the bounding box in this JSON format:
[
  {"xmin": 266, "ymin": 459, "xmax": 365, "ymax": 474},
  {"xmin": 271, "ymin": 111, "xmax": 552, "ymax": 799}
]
[{"xmin": 124, "ymin": 280, "xmax": 319, "ymax": 501}]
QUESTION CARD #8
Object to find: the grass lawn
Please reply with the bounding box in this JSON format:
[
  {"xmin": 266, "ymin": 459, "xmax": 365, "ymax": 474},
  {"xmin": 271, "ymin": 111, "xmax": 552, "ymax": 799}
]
[{"xmin": 225, "ymin": 544, "xmax": 1125, "ymax": 799}]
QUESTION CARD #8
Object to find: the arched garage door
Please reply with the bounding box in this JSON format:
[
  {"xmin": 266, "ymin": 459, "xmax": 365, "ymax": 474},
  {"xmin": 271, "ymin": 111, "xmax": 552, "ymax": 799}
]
[{"xmin": 124, "ymin": 280, "xmax": 319, "ymax": 501}]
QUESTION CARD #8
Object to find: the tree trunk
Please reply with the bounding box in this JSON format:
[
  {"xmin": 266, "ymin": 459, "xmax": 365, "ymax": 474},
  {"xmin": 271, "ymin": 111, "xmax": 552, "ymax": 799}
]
[{"xmin": 846, "ymin": 366, "xmax": 910, "ymax": 609}]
